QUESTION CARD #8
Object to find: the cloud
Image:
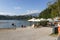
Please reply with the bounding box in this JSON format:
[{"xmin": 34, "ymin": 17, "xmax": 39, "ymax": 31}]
[
  {"xmin": 21, "ymin": 10, "xmax": 40, "ymax": 15},
  {"xmin": 0, "ymin": 10, "xmax": 40, "ymax": 16},
  {"xmin": 14, "ymin": 6, "xmax": 21, "ymax": 10},
  {"xmin": 0, "ymin": 12, "xmax": 9, "ymax": 15},
  {"xmin": 0, "ymin": 12, "xmax": 17, "ymax": 16},
  {"xmin": 27, "ymin": 10, "xmax": 40, "ymax": 13}
]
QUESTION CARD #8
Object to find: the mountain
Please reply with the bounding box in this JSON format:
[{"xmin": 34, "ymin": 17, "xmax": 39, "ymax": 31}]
[
  {"xmin": 0, "ymin": 13, "xmax": 40, "ymax": 20},
  {"xmin": 30, "ymin": 13, "xmax": 39, "ymax": 17},
  {"xmin": 26, "ymin": 13, "xmax": 40, "ymax": 17}
]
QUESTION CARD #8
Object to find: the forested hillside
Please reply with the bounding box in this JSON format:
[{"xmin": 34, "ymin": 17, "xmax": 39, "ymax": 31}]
[
  {"xmin": 0, "ymin": 15, "xmax": 32, "ymax": 20},
  {"xmin": 39, "ymin": 0, "xmax": 60, "ymax": 19}
]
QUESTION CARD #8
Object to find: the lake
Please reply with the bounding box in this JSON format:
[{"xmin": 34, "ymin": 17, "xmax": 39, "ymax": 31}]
[{"xmin": 0, "ymin": 20, "xmax": 33, "ymax": 28}]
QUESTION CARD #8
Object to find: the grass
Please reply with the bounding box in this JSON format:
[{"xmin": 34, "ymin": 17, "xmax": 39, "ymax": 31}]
[{"xmin": 50, "ymin": 33, "xmax": 58, "ymax": 37}]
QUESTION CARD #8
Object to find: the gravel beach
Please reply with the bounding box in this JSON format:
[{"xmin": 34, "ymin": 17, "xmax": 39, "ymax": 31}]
[{"xmin": 0, "ymin": 27, "xmax": 58, "ymax": 40}]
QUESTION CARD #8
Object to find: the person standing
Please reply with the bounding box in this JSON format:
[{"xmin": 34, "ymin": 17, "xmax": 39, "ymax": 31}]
[
  {"xmin": 58, "ymin": 23, "xmax": 60, "ymax": 34},
  {"xmin": 57, "ymin": 23, "xmax": 60, "ymax": 40}
]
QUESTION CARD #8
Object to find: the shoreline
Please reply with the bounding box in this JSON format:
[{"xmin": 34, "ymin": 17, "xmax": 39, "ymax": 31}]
[{"xmin": 0, "ymin": 26, "xmax": 51, "ymax": 30}]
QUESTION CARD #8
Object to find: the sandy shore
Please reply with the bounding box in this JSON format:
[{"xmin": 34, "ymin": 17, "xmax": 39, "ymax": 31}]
[{"xmin": 0, "ymin": 27, "xmax": 58, "ymax": 40}]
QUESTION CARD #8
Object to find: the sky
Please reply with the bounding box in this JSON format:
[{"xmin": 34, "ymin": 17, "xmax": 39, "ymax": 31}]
[{"xmin": 0, "ymin": 0, "xmax": 54, "ymax": 16}]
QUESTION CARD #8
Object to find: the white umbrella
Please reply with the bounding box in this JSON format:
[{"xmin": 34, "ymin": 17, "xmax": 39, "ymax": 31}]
[
  {"xmin": 40, "ymin": 18, "xmax": 46, "ymax": 21},
  {"xmin": 28, "ymin": 18, "xmax": 35, "ymax": 21},
  {"xmin": 28, "ymin": 18, "xmax": 40, "ymax": 28},
  {"xmin": 28, "ymin": 18, "xmax": 40, "ymax": 22},
  {"xmin": 47, "ymin": 18, "xmax": 53, "ymax": 22},
  {"xmin": 33, "ymin": 19, "xmax": 40, "ymax": 22},
  {"xmin": 54, "ymin": 19, "xmax": 58, "ymax": 22}
]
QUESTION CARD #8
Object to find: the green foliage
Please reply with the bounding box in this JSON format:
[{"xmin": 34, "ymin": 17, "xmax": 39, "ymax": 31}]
[
  {"xmin": 39, "ymin": 0, "xmax": 60, "ymax": 18},
  {"xmin": 39, "ymin": 8, "xmax": 52, "ymax": 19},
  {"xmin": 39, "ymin": 21, "xmax": 48, "ymax": 26}
]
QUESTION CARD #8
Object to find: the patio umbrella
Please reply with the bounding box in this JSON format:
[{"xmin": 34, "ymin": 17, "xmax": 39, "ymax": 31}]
[
  {"xmin": 40, "ymin": 18, "xmax": 46, "ymax": 21},
  {"xmin": 47, "ymin": 18, "xmax": 53, "ymax": 22},
  {"xmin": 28, "ymin": 18, "xmax": 40, "ymax": 22},
  {"xmin": 28, "ymin": 18, "xmax": 41, "ymax": 28}
]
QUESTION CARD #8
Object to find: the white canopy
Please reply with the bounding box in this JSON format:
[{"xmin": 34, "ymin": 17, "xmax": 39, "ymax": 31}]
[
  {"xmin": 47, "ymin": 18, "xmax": 53, "ymax": 22},
  {"xmin": 34, "ymin": 19, "xmax": 41, "ymax": 22},
  {"xmin": 28, "ymin": 18, "xmax": 48, "ymax": 22},
  {"xmin": 28, "ymin": 18, "xmax": 40, "ymax": 22},
  {"xmin": 40, "ymin": 18, "xmax": 46, "ymax": 21}
]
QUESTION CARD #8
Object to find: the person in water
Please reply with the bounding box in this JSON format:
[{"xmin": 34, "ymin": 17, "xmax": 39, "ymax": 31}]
[
  {"xmin": 12, "ymin": 23, "xmax": 16, "ymax": 29},
  {"xmin": 21, "ymin": 25, "xmax": 26, "ymax": 28},
  {"xmin": 21, "ymin": 25, "xmax": 23, "ymax": 28}
]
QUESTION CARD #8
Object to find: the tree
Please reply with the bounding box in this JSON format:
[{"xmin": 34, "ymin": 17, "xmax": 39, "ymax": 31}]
[{"xmin": 39, "ymin": 0, "xmax": 60, "ymax": 18}]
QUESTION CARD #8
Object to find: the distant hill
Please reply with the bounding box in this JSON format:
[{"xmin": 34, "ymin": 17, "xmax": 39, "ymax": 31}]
[
  {"xmin": 26, "ymin": 13, "xmax": 40, "ymax": 17},
  {"xmin": 0, "ymin": 15, "xmax": 32, "ymax": 20},
  {"xmin": 0, "ymin": 13, "xmax": 40, "ymax": 20}
]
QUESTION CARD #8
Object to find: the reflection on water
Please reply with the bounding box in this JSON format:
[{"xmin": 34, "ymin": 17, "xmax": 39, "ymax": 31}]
[{"xmin": 0, "ymin": 20, "xmax": 33, "ymax": 28}]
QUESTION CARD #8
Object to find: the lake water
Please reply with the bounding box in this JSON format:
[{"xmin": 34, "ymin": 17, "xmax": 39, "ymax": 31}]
[{"xmin": 0, "ymin": 20, "xmax": 33, "ymax": 28}]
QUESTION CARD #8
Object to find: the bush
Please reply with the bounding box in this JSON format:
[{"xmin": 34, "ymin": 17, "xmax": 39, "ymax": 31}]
[{"xmin": 39, "ymin": 21, "xmax": 49, "ymax": 26}]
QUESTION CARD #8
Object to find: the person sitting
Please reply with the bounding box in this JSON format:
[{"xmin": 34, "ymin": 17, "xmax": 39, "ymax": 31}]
[
  {"xmin": 21, "ymin": 25, "xmax": 24, "ymax": 28},
  {"xmin": 24, "ymin": 25, "xmax": 26, "ymax": 28}
]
